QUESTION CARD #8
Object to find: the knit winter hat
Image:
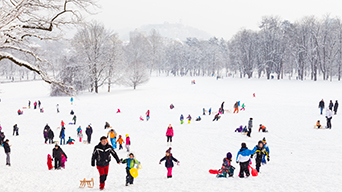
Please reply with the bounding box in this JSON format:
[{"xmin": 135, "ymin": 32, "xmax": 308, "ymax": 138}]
[
  {"xmin": 126, "ymin": 134, "xmax": 129, "ymax": 137},
  {"xmin": 166, "ymin": 147, "xmax": 172, "ymax": 153},
  {"xmin": 241, "ymin": 143, "xmax": 247, "ymax": 148},
  {"xmin": 226, "ymin": 152, "xmax": 232, "ymax": 159},
  {"xmin": 262, "ymin": 137, "xmax": 266, "ymax": 142}
]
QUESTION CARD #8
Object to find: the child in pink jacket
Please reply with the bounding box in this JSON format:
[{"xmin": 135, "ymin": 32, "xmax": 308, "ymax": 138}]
[
  {"xmin": 61, "ymin": 153, "xmax": 67, "ymax": 169},
  {"xmin": 125, "ymin": 134, "xmax": 131, "ymax": 152},
  {"xmin": 166, "ymin": 124, "xmax": 174, "ymax": 146}
]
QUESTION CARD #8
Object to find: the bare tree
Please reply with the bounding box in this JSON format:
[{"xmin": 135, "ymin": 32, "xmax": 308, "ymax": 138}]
[{"xmin": 0, "ymin": 0, "xmax": 97, "ymax": 94}]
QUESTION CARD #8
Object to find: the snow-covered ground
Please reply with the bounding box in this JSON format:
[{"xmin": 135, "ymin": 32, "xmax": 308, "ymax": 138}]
[{"xmin": 0, "ymin": 77, "xmax": 341, "ymax": 192}]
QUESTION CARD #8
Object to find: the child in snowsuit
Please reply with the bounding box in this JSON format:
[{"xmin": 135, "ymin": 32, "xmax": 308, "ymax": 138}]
[
  {"xmin": 241, "ymin": 103, "xmax": 245, "ymax": 111},
  {"xmin": 66, "ymin": 137, "xmax": 75, "ymax": 144},
  {"xmin": 315, "ymin": 120, "xmax": 322, "ymax": 129},
  {"xmin": 170, "ymin": 104, "xmax": 174, "ymax": 109},
  {"xmin": 213, "ymin": 113, "xmax": 220, "ymax": 121},
  {"xmin": 77, "ymin": 126, "xmax": 83, "ymax": 142},
  {"xmin": 196, "ymin": 116, "xmax": 201, "ymax": 121},
  {"xmin": 251, "ymin": 141, "xmax": 269, "ymax": 172},
  {"xmin": 261, "ymin": 137, "xmax": 270, "ymax": 164},
  {"xmin": 203, "ymin": 108, "xmax": 206, "ymax": 115},
  {"xmin": 235, "ymin": 125, "xmax": 243, "ymax": 132},
  {"xmin": 258, "ymin": 124, "xmax": 268, "ymax": 132},
  {"xmin": 47, "ymin": 154, "xmax": 53, "ymax": 170},
  {"xmin": 107, "ymin": 129, "xmax": 117, "ymax": 149},
  {"xmin": 236, "ymin": 143, "xmax": 257, "ymax": 178},
  {"xmin": 125, "ymin": 134, "xmax": 131, "ymax": 152},
  {"xmin": 180, "ymin": 114, "xmax": 184, "ymax": 124},
  {"xmin": 187, "ymin": 115, "xmax": 192, "ymax": 124},
  {"xmin": 61, "ymin": 153, "xmax": 67, "ymax": 169},
  {"xmin": 242, "ymin": 126, "xmax": 248, "ymax": 134},
  {"xmin": 17, "ymin": 109, "xmax": 23, "ymax": 115},
  {"xmin": 116, "ymin": 135, "xmax": 125, "ymax": 150},
  {"xmin": 122, "ymin": 153, "xmax": 140, "ymax": 186},
  {"xmin": 13, "ymin": 124, "xmax": 19, "ymax": 136},
  {"xmin": 104, "ymin": 122, "xmax": 111, "ymax": 129},
  {"xmin": 159, "ymin": 148, "xmax": 179, "ymax": 178},
  {"xmin": 166, "ymin": 124, "xmax": 174, "ymax": 146},
  {"xmin": 217, "ymin": 152, "xmax": 235, "ymax": 178},
  {"xmin": 146, "ymin": 110, "xmax": 150, "ymax": 121},
  {"xmin": 139, "ymin": 116, "xmax": 144, "ymax": 121},
  {"xmin": 116, "ymin": 109, "xmax": 121, "ymax": 113}
]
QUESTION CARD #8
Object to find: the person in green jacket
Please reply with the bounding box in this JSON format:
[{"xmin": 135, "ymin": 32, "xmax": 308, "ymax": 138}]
[
  {"xmin": 121, "ymin": 153, "xmax": 140, "ymax": 186},
  {"xmin": 72, "ymin": 115, "xmax": 77, "ymax": 125},
  {"xmin": 241, "ymin": 103, "xmax": 246, "ymax": 111}
]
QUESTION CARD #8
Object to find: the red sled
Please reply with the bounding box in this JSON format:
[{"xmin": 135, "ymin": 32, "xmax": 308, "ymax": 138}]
[
  {"xmin": 209, "ymin": 169, "xmax": 222, "ymax": 174},
  {"xmin": 248, "ymin": 166, "xmax": 258, "ymax": 177}
]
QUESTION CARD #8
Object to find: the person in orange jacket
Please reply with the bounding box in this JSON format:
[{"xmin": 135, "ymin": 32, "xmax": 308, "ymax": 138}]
[
  {"xmin": 107, "ymin": 129, "xmax": 118, "ymax": 149},
  {"xmin": 258, "ymin": 124, "xmax": 268, "ymax": 132},
  {"xmin": 116, "ymin": 135, "xmax": 125, "ymax": 150}
]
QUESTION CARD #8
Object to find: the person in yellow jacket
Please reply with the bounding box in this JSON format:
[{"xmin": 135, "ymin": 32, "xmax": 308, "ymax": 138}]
[
  {"xmin": 116, "ymin": 135, "xmax": 125, "ymax": 150},
  {"xmin": 107, "ymin": 129, "xmax": 117, "ymax": 149}
]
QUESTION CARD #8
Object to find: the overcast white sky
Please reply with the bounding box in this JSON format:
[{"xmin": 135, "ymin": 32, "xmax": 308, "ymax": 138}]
[{"xmin": 92, "ymin": 0, "xmax": 342, "ymax": 39}]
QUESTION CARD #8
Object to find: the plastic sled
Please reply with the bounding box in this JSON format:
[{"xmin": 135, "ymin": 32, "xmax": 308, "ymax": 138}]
[
  {"xmin": 248, "ymin": 166, "xmax": 258, "ymax": 177},
  {"xmin": 209, "ymin": 169, "xmax": 222, "ymax": 174},
  {"xmin": 23, "ymin": 107, "xmax": 27, "ymax": 109},
  {"xmin": 130, "ymin": 164, "xmax": 142, "ymax": 178},
  {"xmin": 68, "ymin": 122, "xmax": 74, "ymax": 125}
]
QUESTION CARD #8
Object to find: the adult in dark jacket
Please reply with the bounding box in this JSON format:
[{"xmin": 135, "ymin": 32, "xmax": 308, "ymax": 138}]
[
  {"xmin": 91, "ymin": 136, "xmax": 120, "ymax": 190},
  {"xmin": 43, "ymin": 124, "xmax": 50, "ymax": 143},
  {"xmin": 59, "ymin": 127, "xmax": 66, "ymax": 145},
  {"xmin": 221, "ymin": 102, "xmax": 225, "ymax": 114},
  {"xmin": 13, "ymin": 124, "xmax": 19, "ymax": 136},
  {"xmin": 48, "ymin": 129, "xmax": 54, "ymax": 144},
  {"xmin": 247, "ymin": 118, "xmax": 253, "ymax": 137},
  {"xmin": 334, "ymin": 100, "xmax": 339, "ymax": 115},
  {"xmin": 52, "ymin": 145, "xmax": 67, "ymax": 169},
  {"xmin": 159, "ymin": 147, "xmax": 179, "ymax": 178},
  {"xmin": 86, "ymin": 125, "xmax": 93, "ymax": 144},
  {"xmin": 318, "ymin": 99, "xmax": 325, "ymax": 115},
  {"xmin": 329, "ymin": 100, "xmax": 334, "ymax": 110},
  {"xmin": 4, "ymin": 139, "xmax": 11, "ymax": 166}
]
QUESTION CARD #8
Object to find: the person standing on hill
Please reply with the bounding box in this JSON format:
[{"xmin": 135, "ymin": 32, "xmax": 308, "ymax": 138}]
[
  {"xmin": 318, "ymin": 99, "xmax": 325, "ymax": 115},
  {"xmin": 329, "ymin": 100, "xmax": 334, "ymax": 110},
  {"xmin": 247, "ymin": 118, "xmax": 253, "ymax": 137},
  {"xmin": 4, "ymin": 139, "xmax": 11, "ymax": 166},
  {"xmin": 221, "ymin": 102, "xmax": 225, "ymax": 114},
  {"xmin": 91, "ymin": 136, "xmax": 120, "ymax": 190},
  {"xmin": 166, "ymin": 124, "xmax": 174, "ymax": 146},
  {"xmin": 334, "ymin": 100, "xmax": 339, "ymax": 115},
  {"xmin": 28, "ymin": 100, "xmax": 31, "ymax": 109},
  {"xmin": 86, "ymin": 124, "xmax": 93, "ymax": 144},
  {"xmin": 146, "ymin": 110, "xmax": 150, "ymax": 121},
  {"xmin": 59, "ymin": 127, "xmax": 66, "ymax": 145},
  {"xmin": 13, "ymin": 124, "xmax": 19, "ymax": 136},
  {"xmin": 38, "ymin": 100, "xmax": 41, "ymax": 108},
  {"xmin": 233, "ymin": 102, "xmax": 239, "ymax": 113},
  {"xmin": 48, "ymin": 128, "xmax": 54, "ymax": 144},
  {"xmin": 326, "ymin": 108, "xmax": 333, "ymax": 129},
  {"xmin": 34, "ymin": 101, "xmax": 37, "ymax": 109},
  {"xmin": 52, "ymin": 144, "xmax": 67, "ymax": 170}
]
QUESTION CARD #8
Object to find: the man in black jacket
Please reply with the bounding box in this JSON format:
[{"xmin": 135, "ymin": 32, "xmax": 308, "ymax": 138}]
[
  {"xmin": 319, "ymin": 99, "xmax": 325, "ymax": 115},
  {"xmin": 52, "ymin": 145, "xmax": 67, "ymax": 169},
  {"xmin": 48, "ymin": 129, "xmax": 54, "ymax": 144},
  {"xmin": 334, "ymin": 100, "xmax": 339, "ymax": 115},
  {"xmin": 86, "ymin": 125, "xmax": 93, "ymax": 144},
  {"xmin": 92, "ymin": 136, "xmax": 120, "ymax": 190},
  {"xmin": 3, "ymin": 139, "xmax": 11, "ymax": 166}
]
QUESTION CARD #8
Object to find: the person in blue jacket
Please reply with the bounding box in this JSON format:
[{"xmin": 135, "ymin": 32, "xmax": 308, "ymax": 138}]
[
  {"xmin": 121, "ymin": 153, "xmax": 140, "ymax": 186},
  {"xmin": 180, "ymin": 114, "xmax": 184, "ymax": 124},
  {"xmin": 261, "ymin": 137, "xmax": 270, "ymax": 164},
  {"xmin": 236, "ymin": 143, "xmax": 257, "ymax": 178},
  {"xmin": 59, "ymin": 127, "xmax": 66, "ymax": 145},
  {"xmin": 209, "ymin": 108, "xmax": 212, "ymax": 115}
]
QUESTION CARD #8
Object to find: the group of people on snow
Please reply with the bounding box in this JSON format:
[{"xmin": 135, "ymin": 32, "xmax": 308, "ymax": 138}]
[{"xmin": 318, "ymin": 99, "xmax": 338, "ymax": 129}]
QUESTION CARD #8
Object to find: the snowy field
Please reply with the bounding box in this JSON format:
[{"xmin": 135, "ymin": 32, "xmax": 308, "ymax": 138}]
[{"xmin": 0, "ymin": 77, "xmax": 341, "ymax": 192}]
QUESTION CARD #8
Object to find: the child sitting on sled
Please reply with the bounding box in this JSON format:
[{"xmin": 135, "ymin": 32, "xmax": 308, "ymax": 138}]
[
  {"xmin": 66, "ymin": 137, "xmax": 75, "ymax": 144},
  {"xmin": 217, "ymin": 152, "xmax": 235, "ymax": 178},
  {"xmin": 258, "ymin": 124, "xmax": 268, "ymax": 132},
  {"xmin": 315, "ymin": 120, "xmax": 322, "ymax": 129}
]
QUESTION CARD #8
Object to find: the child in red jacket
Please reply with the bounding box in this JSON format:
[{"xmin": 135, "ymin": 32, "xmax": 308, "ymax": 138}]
[{"xmin": 47, "ymin": 154, "xmax": 53, "ymax": 170}]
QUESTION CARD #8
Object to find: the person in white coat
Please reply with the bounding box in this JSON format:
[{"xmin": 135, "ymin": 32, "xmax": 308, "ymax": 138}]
[{"xmin": 325, "ymin": 108, "xmax": 333, "ymax": 129}]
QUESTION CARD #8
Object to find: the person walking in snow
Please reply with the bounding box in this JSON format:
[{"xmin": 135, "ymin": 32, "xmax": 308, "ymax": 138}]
[
  {"xmin": 0, "ymin": 131, "xmax": 5, "ymax": 146},
  {"xmin": 146, "ymin": 110, "xmax": 150, "ymax": 121},
  {"xmin": 187, "ymin": 114, "xmax": 192, "ymax": 124},
  {"xmin": 116, "ymin": 135, "xmax": 124, "ymax": 150},
  {"xmin": 77, "ymin": 126, "xmax": 83, "ymax": 142},
  {"xmin": 107, "ymin": 129, "xmax": 117, "ymax": 149},
  {"xmin": 59, "ymin": 127, "xmax": 66, "ymax": 145},
  {"xmin": 236, "ymin": 143, "xmax": 257, "ymax": 178},
  {"xmin": 180, "ymin": 114, "xmax": 184, "ymax": 124},
  {"xmin": 47, "ymin": 154, "xmax": 53, "ymax": 170},
  {"xmin": 86, "ymin": 124, "xmax": 93, "ymax": 144},
  {"xmin": 329, "ymin": 100, "xmax": 334, "ymax": 110},
  {"xmin": 326, "ymin": 108, "xmax": 333, "ymax": 129},
  {"xmin": 241, "ymin": 103, "xmax": 246, "ymax": 111},
  {"xmin": 70, "ymin": 97, "xmax": 74, "ymax": 105},
  {"xmin": 104, "ymin": 122, "xmax": 111, "ymax": 129},
  {"xmin": 217, "ymin": 152, "xmax": 235, "ymax": 178},
  {"xmin": 251, "ymin": 141, "xmax": 269, "ymax": 172},
  {"xmin": 56, "ymin": 104, "xmax": 59, "ymax": 113},
  {"xmin": 122, "ymin": 153, "xmax": 140, "ymax": 186},
  {"xmin": 125, "ymin": 134, "xmax": 131, "ymax": 152},
  {"xmin": 166, "ymin": 124, "xmax": 174, "ymax": 146},
  {"xmin": 247, "ymin": 118, "xmax": 253, "ymax": 137},
  {"xmin": 38, "ymin": 100, "xmax": 41, "ymax": 108},
  {"xmin": 203, "ymin": 108, "xmax": 206, "ymax": 115},
  {"xmin": 212, "ymin": 113, "xmax": 220, "ymax": 121},
  {"xmin": 12, "ymin": 124, "xmax": 19, "ymax": 136},
  {"xmin": 72, "ymin": 115, "xmax": 77, "ymax": 125},
  {"xmin": 334, "ymin": 100, "xmax": 339, "ymax": 115},
  {"xmin": 160, "ymin": 147, "xmax": 179, "ymax": 178},
  {"xmin": 44, "ymin": 129, "xmax": 49, "ymax": 144},
  {"xmin": 318, "ymin": 99, "xmax": 325, "ymax": 115},
  {"xmin": 91, "ymin": 136, "xmax": 120, "ymax": 190},
  {"xmin": 28, "ymin": 100, "xmax": 31, "ymax": 109},
  {"xmin": 52, "ymin": 144, "xmax": 67, "ymax": 169},
  {"xmin": 34, "ymin": 101, "xmax": 37, "ymax": 109},
  {"xmin": 221, "ymin": 102, "xmax": 225, "ymax": 114},
  {"xmin": 48, "ymin": 128, "xmax": 54, "ymax": 144},
  {"xmin": 233, "ymin": 101, "xmax": 239, "ymax": 113},
  {"xmin": 3, "ymin": 139, "xmax": 11, "ymax": 166},
  {"xmin": 209, "ymin": 108, "xmax": 212, "ymax": 115}
]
